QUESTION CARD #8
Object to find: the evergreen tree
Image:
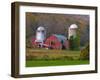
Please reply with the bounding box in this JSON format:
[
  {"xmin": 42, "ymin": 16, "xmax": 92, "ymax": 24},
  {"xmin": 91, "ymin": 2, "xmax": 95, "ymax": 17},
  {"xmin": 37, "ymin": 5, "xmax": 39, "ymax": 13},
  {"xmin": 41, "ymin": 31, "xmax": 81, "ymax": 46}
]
[{"xmin": 69, "ymin": 35, "xmax": 80, "ymax": 50}]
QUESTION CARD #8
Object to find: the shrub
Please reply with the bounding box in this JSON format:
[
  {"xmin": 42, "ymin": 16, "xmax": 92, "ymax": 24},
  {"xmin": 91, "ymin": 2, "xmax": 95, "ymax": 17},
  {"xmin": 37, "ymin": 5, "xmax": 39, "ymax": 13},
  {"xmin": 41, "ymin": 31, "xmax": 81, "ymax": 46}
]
[
  {"xmin": 80, "ymin": 44, "xmax": 89, "ymax": 60},
  {"xmin": 26, "ymin": 39, "xmax": 33, "ymax": 48}
]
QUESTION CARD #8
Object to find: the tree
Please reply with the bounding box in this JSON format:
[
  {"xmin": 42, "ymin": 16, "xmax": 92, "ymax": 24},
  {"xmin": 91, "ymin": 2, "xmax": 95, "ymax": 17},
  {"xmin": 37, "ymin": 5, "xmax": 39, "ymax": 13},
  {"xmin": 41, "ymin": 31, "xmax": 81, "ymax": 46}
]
[
  {"xmin": 69, "ymin": 36, "xmax": 74, "ymax": 50},
  {"xmin": 69, "ymin": 35, "xmax": 80, "ymax": 50}
]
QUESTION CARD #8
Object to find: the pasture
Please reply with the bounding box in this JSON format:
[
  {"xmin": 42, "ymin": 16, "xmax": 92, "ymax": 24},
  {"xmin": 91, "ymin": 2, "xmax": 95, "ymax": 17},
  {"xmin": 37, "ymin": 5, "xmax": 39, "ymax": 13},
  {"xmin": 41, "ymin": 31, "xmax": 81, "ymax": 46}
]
[{"xmin": 26, "ymin": 48, "xmax": 89, "ymax": 67}]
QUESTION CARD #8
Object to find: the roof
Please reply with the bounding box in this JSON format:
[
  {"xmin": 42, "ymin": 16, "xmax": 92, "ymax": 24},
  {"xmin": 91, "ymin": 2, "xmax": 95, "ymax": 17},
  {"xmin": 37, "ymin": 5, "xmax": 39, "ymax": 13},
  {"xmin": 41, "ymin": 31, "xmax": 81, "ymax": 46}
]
[
  {"xmin": 37, "ymin": 26, "xmax": 45, "ymax": 31},
  {"xmin": 53, "ymin": 34, "xmax": 67, "ymax": 44},
  {"xmin": 69, "ymin": 24, "xmax": 78, "ymax": 29}
]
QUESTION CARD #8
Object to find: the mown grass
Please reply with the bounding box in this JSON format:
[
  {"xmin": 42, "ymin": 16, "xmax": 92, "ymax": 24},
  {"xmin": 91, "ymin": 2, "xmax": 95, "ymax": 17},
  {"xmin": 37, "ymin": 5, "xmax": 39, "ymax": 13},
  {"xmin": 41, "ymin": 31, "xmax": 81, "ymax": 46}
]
[
  {"xmin": 26, "ymin": 60, "xmax": 89, "ymax": 67},
  {"xmin": 26, "ymin": 48, "xmax": 89, "ymax": 67},
  {"xmin": 26, "ymin": 48, "xmax": 80, "ymax": 60}
]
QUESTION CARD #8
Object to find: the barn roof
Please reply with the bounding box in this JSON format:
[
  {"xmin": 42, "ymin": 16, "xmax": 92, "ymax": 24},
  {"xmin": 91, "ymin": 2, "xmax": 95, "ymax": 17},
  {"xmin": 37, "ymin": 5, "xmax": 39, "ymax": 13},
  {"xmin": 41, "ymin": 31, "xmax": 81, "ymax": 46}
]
[{"xmin": 53, "ymin": 34, "xmax": 67, "ymax": 43}]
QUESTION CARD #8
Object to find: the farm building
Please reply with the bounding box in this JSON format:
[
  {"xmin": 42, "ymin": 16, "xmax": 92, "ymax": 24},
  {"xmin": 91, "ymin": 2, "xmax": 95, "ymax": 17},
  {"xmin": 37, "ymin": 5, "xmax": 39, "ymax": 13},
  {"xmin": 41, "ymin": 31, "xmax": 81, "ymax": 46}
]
[
  {"xmin": 31, "ymin": 24, "xmax": 78, "ymax": 50},
  {"xmin": 44, "ymin": 34, "xmax": 69, "ymax": 49},
  {"xmin": 31, "ymin": 37, "xmax": 45, "ymax": 48},
  {"xmin": 35, "ymin": 26, "xmax": 46, "ymax": 47},
  {"xmin": 31, "ymin": 34, "xmax": 69, "ymax": 49}
]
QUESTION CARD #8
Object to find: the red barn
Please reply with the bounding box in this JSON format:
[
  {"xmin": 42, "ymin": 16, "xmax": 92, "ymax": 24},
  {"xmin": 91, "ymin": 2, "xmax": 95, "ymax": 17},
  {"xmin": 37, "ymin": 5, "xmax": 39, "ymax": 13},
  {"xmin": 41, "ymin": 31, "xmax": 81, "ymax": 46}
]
[
  {"xmin": 44, "ymin": 34, "xmax": 69, "ymax": 49},
  {"xmin": 31, "ymin": 34, "xmax": 69, "ymax": 49}
]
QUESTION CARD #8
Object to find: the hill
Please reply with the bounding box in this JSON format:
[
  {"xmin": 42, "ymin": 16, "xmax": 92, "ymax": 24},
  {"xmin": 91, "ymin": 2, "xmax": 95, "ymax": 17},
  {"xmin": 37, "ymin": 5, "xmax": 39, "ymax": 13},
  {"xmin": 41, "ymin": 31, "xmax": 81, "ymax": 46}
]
[{"xmin": 26, "ymin": 12, "xmax": 89, "ymax": 47}]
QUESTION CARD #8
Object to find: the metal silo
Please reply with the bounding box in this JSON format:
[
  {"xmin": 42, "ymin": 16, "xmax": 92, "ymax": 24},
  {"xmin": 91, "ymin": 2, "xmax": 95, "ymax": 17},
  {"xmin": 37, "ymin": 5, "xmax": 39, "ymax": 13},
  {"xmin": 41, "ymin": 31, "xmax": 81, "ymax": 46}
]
[
  {"xmin": 35, "ymin": 26, "xmax": 46, "ymax": 47},
  {"xmin": 68, "ymin": 24, "xmax": 78, "ymax": 39}
]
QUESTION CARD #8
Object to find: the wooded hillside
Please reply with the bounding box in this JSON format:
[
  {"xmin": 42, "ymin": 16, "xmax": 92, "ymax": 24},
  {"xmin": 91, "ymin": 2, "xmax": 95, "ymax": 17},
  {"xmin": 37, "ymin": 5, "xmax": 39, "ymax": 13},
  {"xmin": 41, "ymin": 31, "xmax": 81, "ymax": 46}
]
[{"xmin": 26, "ymin": 12, "xmax": 89, "ymax": 46}]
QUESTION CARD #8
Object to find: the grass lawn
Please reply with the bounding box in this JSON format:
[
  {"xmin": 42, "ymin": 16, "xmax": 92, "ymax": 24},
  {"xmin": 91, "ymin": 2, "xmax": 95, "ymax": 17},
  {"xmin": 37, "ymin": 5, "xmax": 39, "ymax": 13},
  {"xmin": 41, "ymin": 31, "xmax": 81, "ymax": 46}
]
[
  {"xmin": 26, "ymin": 60, "xmax": 89, "ymax": 67},
  {"xmin": 26, "ymin": 48, "xmax": 89, "ymax": 67}
]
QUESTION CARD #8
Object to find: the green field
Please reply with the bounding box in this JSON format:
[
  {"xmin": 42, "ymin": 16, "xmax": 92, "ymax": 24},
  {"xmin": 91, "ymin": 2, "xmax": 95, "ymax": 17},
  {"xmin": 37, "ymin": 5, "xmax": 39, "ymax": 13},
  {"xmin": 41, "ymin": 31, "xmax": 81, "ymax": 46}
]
[
  {"xmin": 26, "ymin": 48, "xmax": 89, "ymax": 67},
  {"xmin": 26, "ymin": 60, "xmax": 89, "ymax": 67}
]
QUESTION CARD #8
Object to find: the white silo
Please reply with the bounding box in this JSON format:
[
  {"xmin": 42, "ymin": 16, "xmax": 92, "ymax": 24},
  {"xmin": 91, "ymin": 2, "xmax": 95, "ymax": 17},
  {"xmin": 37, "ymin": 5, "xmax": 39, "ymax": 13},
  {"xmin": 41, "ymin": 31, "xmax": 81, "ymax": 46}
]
[
  {"xmin": 68, "ymin": 24, "xmax": 78, "ymax": 39},
  {"xmin": 35, "ymin": 26, "xmax": 46, "ymax": 47}
]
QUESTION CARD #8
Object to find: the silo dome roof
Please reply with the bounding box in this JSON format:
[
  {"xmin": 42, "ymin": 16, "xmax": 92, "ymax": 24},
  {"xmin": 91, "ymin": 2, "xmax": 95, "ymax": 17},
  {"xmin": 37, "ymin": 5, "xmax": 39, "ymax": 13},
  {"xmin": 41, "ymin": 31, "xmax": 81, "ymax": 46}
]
[
  {"xmin": 37, "ymin": 26, "xmax": 45, "ymax": 31},
  {"xmin": 69, "ymin": 24, "xmax": 78, "ymax": 29}
]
